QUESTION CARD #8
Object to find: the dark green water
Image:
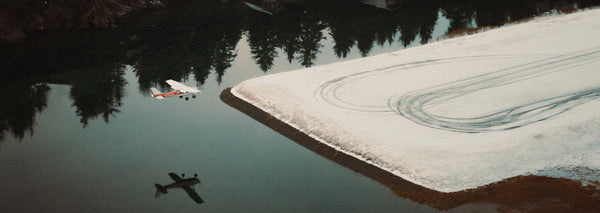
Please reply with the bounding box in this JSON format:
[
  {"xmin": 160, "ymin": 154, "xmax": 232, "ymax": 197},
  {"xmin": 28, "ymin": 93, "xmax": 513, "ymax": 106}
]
[{"xmin": 1, "ymin": 0, "xmax": 598, "ymax": 212}]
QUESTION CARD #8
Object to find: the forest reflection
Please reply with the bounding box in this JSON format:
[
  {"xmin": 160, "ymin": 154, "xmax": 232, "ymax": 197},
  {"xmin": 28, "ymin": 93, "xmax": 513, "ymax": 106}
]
[{"xmin": 1, "ymin": 0, "xmax": 599, "ymax": 140}]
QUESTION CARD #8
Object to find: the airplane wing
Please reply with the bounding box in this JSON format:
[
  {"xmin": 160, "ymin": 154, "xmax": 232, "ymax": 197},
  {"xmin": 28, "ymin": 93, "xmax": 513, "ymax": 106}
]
[
  {"xmin": 168, "ymin": 172, "xmax": 184, "ymax": 182},
  {"xmin": 166, "ymin": 79, "xmax": 201, "ymax": 93},
  {"xmin": 183, "ymin": 186, "xmax": 205, "ymax": 204}
]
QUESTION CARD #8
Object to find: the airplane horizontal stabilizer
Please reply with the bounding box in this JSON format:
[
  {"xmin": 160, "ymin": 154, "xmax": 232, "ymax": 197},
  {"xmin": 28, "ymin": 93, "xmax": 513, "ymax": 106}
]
[
  {"xmin": 154, "ymin": 183, "xmax": 168, "ymax": 198},
  {"xmin": 150, "ymin": 87, "xmax": 164, "ymax": 99}
]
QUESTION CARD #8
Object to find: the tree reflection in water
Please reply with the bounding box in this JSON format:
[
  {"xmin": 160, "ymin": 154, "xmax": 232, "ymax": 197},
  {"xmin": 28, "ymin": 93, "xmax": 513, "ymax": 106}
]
[
  {"xmin": 70, "ymin": 64, "xmax": 125, "ymax": 127},
  {"xmin": 1, "ymin": 0, "xmax": 599, "ymax": 139},
  {"xmin": 0, "ymin": 83, "xmax": 50, "ymax": 140}
]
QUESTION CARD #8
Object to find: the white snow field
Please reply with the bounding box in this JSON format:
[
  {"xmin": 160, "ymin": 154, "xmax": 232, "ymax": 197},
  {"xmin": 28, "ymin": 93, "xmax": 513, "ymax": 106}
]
[{"xmin": 232, "ymin": 9, "xmax": 600, "ymax": 192}]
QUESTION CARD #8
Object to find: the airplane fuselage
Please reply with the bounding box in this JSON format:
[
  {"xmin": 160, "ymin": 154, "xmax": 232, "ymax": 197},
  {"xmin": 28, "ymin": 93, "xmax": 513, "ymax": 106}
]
[
  {"xmin": 153, "ymin": 90, "xmax": 186, "ymax": 99},
  {"xmin": 163, "ymin": 178, "xmax": 200, "ymax": 189}
]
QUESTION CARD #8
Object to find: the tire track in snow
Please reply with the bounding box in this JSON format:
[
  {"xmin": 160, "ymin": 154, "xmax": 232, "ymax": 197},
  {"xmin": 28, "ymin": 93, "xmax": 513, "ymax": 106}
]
[{"xmin": 315, "ymin": 48, "xmax": 600, "ymax": 133}]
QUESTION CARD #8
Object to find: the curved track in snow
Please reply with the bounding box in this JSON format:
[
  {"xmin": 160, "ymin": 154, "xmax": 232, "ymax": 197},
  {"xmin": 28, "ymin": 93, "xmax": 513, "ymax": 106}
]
[{"xmin": 315, "ymin": 48, "xmax": 600, "ymax": 133}]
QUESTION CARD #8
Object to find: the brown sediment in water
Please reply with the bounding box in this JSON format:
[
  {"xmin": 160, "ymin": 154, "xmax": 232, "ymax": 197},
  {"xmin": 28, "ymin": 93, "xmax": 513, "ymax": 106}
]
[{"xmin": 220, "ymin": 88, "xmax": 600, "ymax": 212}]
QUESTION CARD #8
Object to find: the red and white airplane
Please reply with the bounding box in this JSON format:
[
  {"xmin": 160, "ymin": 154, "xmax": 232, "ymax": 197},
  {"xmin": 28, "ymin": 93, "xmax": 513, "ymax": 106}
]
[{"xmin": 150, "ymin": 79, "xmax": 201, "ymax": 101}]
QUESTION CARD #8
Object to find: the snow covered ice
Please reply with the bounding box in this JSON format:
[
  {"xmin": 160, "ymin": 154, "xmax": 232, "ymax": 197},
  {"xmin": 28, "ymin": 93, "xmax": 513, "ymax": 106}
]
[{"xmin": 231, "ymin": 9, "xmax": 600, "ymax": 192}]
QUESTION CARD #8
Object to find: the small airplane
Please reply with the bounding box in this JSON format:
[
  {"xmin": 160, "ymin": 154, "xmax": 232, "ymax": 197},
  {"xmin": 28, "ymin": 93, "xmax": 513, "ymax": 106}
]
[
  {"xmin": 154, "ymin": 172, "xmax": 204, "ymax": 204},
  {"xmin": 150, "ymin": 79, "xmax": 201, "ymax": 101}
]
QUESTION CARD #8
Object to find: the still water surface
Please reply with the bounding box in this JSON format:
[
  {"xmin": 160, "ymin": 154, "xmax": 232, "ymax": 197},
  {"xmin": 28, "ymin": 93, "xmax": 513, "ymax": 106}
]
[{"xmin": 1, "ymin": 0, "xmax": 598, "ymax": 212}]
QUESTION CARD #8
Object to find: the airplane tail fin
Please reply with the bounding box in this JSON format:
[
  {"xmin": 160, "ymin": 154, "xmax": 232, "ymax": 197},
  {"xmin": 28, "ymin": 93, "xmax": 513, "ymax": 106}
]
[
  {"xmin": 150, "ymin": 88, "xmax": 164, "ymax": 99},
  {"xmin": 154, "ymin": 183, "xmax": 168, "ymax": 198}
]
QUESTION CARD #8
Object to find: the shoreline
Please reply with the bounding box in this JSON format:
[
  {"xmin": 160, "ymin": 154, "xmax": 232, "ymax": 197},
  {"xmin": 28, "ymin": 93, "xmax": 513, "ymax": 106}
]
[{"xmin": 221, "ymin": 88, "xmax": 600, "ymax": 211}]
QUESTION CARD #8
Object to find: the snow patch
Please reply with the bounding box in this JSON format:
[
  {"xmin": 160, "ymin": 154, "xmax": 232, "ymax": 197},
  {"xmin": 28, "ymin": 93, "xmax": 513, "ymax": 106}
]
[{"xmin": 231, "ymin": 9, "xmax": 600, "ymax": 192}]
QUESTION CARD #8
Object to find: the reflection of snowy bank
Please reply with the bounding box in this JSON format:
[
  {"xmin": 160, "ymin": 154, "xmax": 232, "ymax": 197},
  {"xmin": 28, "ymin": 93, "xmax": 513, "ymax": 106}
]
[
  {"xmin": 528, "ymin": 167, "xmax": 600, "ymax": 189},
  {"xmin": 231, "ymin": 9, "xmax": 600, "ymax": 192}
]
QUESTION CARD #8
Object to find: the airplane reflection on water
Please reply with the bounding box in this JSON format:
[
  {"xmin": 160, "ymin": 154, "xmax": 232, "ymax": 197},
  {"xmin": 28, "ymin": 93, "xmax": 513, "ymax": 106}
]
[{"xmin": 154, "ymin": 173, "xmax": 205, "ymax": 204}]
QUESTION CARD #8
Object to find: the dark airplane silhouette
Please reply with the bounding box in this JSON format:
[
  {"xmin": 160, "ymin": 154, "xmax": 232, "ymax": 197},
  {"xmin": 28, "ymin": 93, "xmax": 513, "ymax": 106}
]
[{"xmin": 154, "ymin": 172, "xmax": 204, "ymax": 204}]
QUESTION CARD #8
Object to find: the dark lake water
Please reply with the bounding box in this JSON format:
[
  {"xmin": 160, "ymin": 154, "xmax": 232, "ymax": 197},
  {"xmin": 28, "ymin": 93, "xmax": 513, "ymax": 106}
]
[{"xmin": 1, "ymin": 0, "xmax": 599, "ymax": 212}]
